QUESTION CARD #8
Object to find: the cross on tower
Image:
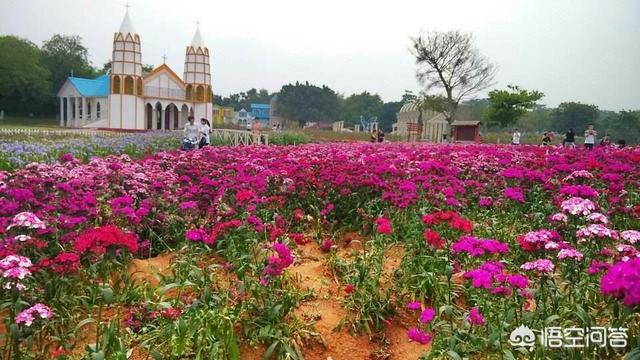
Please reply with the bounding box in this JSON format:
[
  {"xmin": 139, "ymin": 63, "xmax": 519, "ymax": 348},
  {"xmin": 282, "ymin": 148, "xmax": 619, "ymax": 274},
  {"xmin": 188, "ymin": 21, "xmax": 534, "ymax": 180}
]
[
  {"xmin": 162, "ymin": 54, "xmax": 168, "ymax": 64},
  {"xmin": 124, "ymin": 2, "xmax": 130, "ymax": 11},
  {"xmin": 195, "ymin": 19, "xmax": 200, "ymax": 27}
]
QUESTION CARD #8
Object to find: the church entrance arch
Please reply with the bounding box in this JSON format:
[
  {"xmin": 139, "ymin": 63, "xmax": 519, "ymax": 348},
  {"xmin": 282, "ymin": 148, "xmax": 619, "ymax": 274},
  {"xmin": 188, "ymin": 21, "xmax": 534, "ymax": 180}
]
[
  {"xmin": 145, "ymin": 103, "xmax": 153, "ymax": 130},
  {"xmin": 180, "ymin": 104, "xmax": 189, "ymax": 128},
  {"xmin": 155, "ymin": 102, "xmax": 162, "ymax": 130}
]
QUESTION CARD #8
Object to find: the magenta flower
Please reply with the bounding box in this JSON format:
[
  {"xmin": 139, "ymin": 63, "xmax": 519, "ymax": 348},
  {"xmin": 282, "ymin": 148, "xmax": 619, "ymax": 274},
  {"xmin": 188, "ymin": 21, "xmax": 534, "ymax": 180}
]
[
  {"xmin": 406, "ymin": 301, "xmax": 422, "ymax": 311},
  {"xmin": 419, "ymin": 308, "xmax": 436, "ymax": 324},
  {"xmin": 15, "ymin": 303, "xmax": 53, "ymax": 326},
  {"xmin": 407, "ymin": 327, "xmax": 433, "ymax": 345},
  {"xmin": 375, "ymin": 217, "xmax": 392, "ymax": 235},
  {"xmin": 468, "ymin": 307, "xmax": 486, "ymax": 326},
  {"xmin": 600, "ymin": 258, "xmax": 640, "ymax": 306},
  {"xmin": 507, "ymin": 274, "xmax": 529, "ymax": 289},
  {"xmin": 263, "ymin": 242, "xmax": 294, "ymax": 278},
  {"xmin": 503, "ymin": 187, "xmax": 526, "ymax": 203}
]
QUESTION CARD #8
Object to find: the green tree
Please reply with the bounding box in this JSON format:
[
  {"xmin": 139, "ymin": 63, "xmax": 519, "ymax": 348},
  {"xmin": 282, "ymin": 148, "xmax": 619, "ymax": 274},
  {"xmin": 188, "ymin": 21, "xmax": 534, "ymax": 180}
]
[
  {"xmin": 42, "ymin": 35, "xmax": 96, "ymax": 93},
  {"xmin": 411, "ymin": 30, "xmax": 496, "ymax": 124},
  {"xmin": 600, "ymin": 110, "xmax": 640, "ymax": 144},
  {"xmin": 550, "ymin": 102, "xmax": 599, "ymax": 132},
  {"xmin": 339, "ymin": 91, "xmax": 384, "ymax": 126},
  {"xmin": 0, "ymin": 36, "xmax": 51, "ymax": 115},
  {"xmin": 516, "ymin": 105, "xmax": 551, "ymax": 132},
  {"xmin": 378, "ymin": 101, "xmax": 403, "ymax": 132},
  {"xmin": 277, "ymin": 81, "xmax": 339, "ymax": 126},
  {"xmin": 483, "ymin": 85, "xmax": 544, "ymax": 128}
]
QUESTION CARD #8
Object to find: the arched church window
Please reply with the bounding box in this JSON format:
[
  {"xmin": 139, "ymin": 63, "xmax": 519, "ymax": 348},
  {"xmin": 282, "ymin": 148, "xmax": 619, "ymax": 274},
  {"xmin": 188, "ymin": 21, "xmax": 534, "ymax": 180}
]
[
  {"xmin": 206, "ymin": 86, "xmax": 212, "ymax": 102},
  {"xmin": 196, "ymin": 85, "xmax": 204, "ymax": 102},
  {"xmin": 186, "ymin": 85, "xmax": 193, "ymax": 101},
  {"xmin": 124, "ymin": 76, "xmax": 134, "ymax": 95},
  {"xmin": 136, "ymin": 78, "xmax": 142, "ymax": 96},
  {"xmin": 112, "ymin": 76, "xmax": 121, "ymax": 94},
  {"xmin": 97, "ymin": 103, "xmax": 101, "ymax": 118}
]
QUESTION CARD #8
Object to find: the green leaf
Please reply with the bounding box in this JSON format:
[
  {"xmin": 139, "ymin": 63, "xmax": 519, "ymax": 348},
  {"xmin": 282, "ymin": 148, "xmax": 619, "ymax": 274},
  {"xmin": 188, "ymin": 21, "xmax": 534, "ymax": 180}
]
[
  {"xmin": 149, "ymin": 350, "xmax": 163, "ymax": 360},
  {"xmin": 75, "ymin": 318, "xmax": 96, "ymax": 331},
  {"xmin": 91, "ymin": 351, "xmax": 105, "ymax": 360},
  {"xmin": 544, "ymin": 314, "xmax": 560, "ymax": 325},
  {"xmin": 264, "ymin": 340, "xmax": 280, "ymax": 359},
  {"xmin": 101, "ymin": 286, "xmax": 114, "ymax": 304},
  {"xmin": 446, "ymin": 350, "xmax": 462, "ymax": 360}
]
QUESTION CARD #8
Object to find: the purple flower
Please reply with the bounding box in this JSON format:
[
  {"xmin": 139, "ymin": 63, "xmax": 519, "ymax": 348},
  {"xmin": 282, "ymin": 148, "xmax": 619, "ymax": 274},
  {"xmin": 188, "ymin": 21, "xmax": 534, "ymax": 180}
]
[
  {"xmin": 407, "ymin": 327, "xmax": 433, "ymax": 345},
  {"xmin": 503, "ymin": 187, "xmax": 525, "ymax": 203},
  {"xmin": 468, "ymin": 307, "xmax": 486, "ymax": 325},
  {"xmin": 419, "ymin": 308, "xmax": 436, "ymax": 324},
  {"xmin": 406, "ymin": 301, "xmax": 422, "ymax": 311}
]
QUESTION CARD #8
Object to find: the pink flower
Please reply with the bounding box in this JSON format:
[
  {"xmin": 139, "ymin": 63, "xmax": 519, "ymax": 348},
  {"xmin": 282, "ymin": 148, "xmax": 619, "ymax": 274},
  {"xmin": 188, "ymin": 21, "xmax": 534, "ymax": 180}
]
[
  {"xmin": 407, "ymin": 328, "xmax": 433, "ymax": 345},
  {"xmin": 320, "ymin": 239, "xmax": 334, "ymax": 253},
  {"xmin": 7, "ymin": 212, "xmax": 46, "ymax": 230},
  {"xmin": 520, "ymin": 259, "xmax": 554, "ymax": 274},
  {"xmin": 621, "ymin": 230, "xmax": 640, "ymax": 244},
  {"xmin": 419, "ymin": 308, "xmax": 436, "ymax": 324},
  {"xmin": 557, "ymin": 248, "xmax": 584, "ymax": 261},
  {"xmin": 549, "ymin": 213, "xmax": 568, "ymax": 223},
  {"xmin": 344, "ymin": 284, "xmax": 355, "ymax": 294},
  {"xmin": 576, "ymin": 224, "xmax": 619, "ymax": 240},
  {"xmin": 586, "ymin": 212, "xmax": 608, "ymax": 224},
  {"xmin": 406, "ymin": 301, "xmax": 422, "ymax": 311},
  {"xmin": 263, "ymin": 243, "xmax": 294, "ymax": 278},
  {"xmin": 15, "ymin": 303, "xmax": 53, "ymax": 326},
  {"xmin": 561, "ymin": 197, "xmax": 596, "ymax": 216},
  {"xmin": 468, "ymin": 307, "xmax": 486, "ymax": 326},
  {"xmin": 375, "ymin": 217, "xmax": 392, "ymax": 234}
]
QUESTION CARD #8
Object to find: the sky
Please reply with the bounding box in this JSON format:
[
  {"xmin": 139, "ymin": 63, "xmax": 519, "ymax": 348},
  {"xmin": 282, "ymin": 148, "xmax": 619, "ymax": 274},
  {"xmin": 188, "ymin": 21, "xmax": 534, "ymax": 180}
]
[{"xmin": 1, "ymin": 0, "xmax": 639, "ymax": 110}]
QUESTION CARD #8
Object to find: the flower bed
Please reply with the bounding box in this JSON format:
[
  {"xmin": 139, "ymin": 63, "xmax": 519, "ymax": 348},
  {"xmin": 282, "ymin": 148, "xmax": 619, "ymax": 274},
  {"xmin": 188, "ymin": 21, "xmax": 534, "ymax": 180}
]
[{"xmin": 0, "ymin": 143, "xmax": 639, "ymax": 359}]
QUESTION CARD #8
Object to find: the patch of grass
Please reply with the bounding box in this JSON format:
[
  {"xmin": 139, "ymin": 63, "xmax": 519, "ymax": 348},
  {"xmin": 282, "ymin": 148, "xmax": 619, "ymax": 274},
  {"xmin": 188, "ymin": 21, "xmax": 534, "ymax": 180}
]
[{"xmin": 0, "ymin": 116, "xmax": 60, "ymax": 129}]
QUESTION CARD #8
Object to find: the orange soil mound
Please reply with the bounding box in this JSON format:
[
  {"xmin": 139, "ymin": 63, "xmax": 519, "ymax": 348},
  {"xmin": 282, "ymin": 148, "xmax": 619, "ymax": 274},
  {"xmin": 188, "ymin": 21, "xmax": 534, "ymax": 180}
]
[{"xmin": 127, "ymin": 253, "xmax": 173, "ymax": 286}]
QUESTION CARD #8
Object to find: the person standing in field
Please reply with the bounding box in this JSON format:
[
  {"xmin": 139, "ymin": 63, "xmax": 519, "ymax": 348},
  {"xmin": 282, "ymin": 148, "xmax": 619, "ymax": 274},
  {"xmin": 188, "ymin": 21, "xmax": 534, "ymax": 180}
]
[
  {"xmin": 512, "ymin": 128, "xmax": 521, "ymax": 145},
  {"xmin": 600, "ymin": 133, "xmax": 611, "ymax": 146},
  {"xmin": 252, "ymin": 119, "xmax": 262, "ymax": 145},
  {"xmin": 542, "ymin": 130, "xmax": 553, "ymax": 146},
  {"xmin": 377, "ymin": 129, "xmax": 385, "ymax": 143},
  {"xmin": 584, "ymin": 125, "xmax": 597, "ymax": 150},
  {"xmin": 563, "ymin": 128, "xmax": 576, "ymax": 148},
  {"xmin": 198, "ymin": 118, "xmax": 211, "ymax": 148}
]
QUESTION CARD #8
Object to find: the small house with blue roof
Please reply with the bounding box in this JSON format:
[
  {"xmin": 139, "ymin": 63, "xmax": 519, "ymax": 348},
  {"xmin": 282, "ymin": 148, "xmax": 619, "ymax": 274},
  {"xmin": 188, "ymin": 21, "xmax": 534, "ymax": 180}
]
[{"xmin": 250, "ymin": 103, "xmax": 270, "ymax": 126}]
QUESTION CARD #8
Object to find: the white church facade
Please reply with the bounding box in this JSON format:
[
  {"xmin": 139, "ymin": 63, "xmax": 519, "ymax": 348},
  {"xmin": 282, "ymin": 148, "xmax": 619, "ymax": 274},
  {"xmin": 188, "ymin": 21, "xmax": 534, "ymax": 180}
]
[{"xmin": 57, "ymin": 10, "xmax": 213, "ymax": 130}]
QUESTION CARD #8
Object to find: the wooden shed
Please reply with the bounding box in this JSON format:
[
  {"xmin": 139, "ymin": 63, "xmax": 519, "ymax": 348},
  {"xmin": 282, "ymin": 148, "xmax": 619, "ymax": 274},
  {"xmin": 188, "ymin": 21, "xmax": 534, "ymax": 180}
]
[{"xmin": 451, "ymin": 120, "xmax": 481, "ymax": 143}]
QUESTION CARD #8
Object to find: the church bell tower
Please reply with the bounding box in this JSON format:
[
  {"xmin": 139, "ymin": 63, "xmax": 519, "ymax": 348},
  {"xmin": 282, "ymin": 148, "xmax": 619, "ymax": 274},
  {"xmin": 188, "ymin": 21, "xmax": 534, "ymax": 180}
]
[
  {"xmin": 184, "ymin": 23, "xmax": 213, "ymax": 122},
  {"xmin": 109, "ymin": 7, "xmax": 145, "ymax": 129}
]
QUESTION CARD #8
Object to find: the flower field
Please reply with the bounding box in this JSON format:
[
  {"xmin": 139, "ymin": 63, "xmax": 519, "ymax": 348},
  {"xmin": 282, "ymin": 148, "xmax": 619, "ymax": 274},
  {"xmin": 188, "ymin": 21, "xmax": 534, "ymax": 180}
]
[{"xmin": 0, "ymin": 143, "xmax": 639, "ymax": 359}]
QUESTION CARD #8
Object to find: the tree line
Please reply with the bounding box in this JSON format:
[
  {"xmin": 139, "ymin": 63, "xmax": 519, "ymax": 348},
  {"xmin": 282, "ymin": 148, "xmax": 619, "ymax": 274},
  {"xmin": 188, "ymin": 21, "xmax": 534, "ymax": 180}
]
[{"xmin": 0, "ymin": 35, "xmax": 152, "ymax": 117}]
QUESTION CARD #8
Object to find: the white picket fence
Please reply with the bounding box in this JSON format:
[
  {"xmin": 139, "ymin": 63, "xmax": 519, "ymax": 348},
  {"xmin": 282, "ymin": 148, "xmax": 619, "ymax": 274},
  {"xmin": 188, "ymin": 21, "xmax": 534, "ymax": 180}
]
[
  {"xmin": 1, "ymin": 127, "xmax": 269, "ymax": 145},
  {"xmin": 0, "ymin": 128, "xmax": 129, "ymax": 137}
]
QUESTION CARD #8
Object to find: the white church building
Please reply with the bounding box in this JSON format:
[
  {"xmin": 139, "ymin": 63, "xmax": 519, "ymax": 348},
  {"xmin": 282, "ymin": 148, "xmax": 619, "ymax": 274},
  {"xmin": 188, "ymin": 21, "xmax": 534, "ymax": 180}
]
[{"xmin": 57, "ymin": 10, "xmax": 213, "ymax": 130}]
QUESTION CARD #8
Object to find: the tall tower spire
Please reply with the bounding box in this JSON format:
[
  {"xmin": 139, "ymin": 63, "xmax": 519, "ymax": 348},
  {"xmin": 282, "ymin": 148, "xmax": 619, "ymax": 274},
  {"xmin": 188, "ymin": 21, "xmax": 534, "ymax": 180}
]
[
  {"xmin": 184, "ymin": 22, "xmax": 211, "ymax": 104},
  {"xmin": 109, "ymin": 5, "xmax": 145, "ymax": 129}
]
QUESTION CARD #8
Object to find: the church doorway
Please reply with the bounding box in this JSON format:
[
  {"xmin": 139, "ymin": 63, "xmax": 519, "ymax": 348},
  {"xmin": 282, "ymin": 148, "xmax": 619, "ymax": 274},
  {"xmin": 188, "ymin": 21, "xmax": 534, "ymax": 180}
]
[
  {"xmin": 155, "ymin": 102, "xmax": 162, "ymax": 130},
  {"xmin": 145, "ymin": 104, "xmax": 153, "ymax": 130},
  {"xmin": 180, "ymin": 104, "xmax": 189, "ymax": 128},
  {"xmin": 165, "ymin": 103, "xmax": 177, "ymax": 130}
]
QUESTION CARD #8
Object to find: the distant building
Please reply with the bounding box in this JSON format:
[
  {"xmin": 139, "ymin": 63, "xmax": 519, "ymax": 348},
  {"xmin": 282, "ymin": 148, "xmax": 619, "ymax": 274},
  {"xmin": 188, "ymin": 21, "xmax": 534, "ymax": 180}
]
[
  {"xmin": 212, "ymin": 105, "xmax": 235, "ymax": 125},
  {"xmin": 392, "ymin": 101, "xmax": 448, "ymax": 142},
  {"xmin": 56, "ymin": 9, "xmax": 213, "ymax": 130},
  {"xmin": 235, "ymin": 108, "xmax": 253, "ymax": 126},
  {"xmin": 251, "ymin": 103, "xmax": 270, "ymax": 126}
]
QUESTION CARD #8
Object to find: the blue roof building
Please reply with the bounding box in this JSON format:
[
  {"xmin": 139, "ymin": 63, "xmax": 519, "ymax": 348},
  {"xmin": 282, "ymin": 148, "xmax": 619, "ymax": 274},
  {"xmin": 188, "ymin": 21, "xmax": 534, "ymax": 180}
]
[
  {"xmin": 251, "ymin": 103, "xmax": 271, "ymax": 121},
  {"xmin": 66, "ymin": 75, "xmax": 111, "ymax": 97}
]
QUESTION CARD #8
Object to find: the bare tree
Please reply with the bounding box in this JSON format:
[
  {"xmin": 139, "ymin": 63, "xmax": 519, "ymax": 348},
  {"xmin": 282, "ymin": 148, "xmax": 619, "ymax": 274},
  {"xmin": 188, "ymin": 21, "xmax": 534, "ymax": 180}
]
[{"xmin": 411, "ymin": 30, "xmax": 497, "ymax": 123}]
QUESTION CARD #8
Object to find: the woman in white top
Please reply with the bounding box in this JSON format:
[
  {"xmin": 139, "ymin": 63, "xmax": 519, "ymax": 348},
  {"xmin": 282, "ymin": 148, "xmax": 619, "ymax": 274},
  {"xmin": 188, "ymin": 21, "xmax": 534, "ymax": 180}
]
[
  {"xmin": 183, "ymin": 116, "xmax": 200, "ymax": 139},
  {"xmin": 584, "ymin": 125, "xmax": 597, "ymax": 150},
  {"xmin": 199, "ymin": 118, "xmax": 211, "ymax": 148}
]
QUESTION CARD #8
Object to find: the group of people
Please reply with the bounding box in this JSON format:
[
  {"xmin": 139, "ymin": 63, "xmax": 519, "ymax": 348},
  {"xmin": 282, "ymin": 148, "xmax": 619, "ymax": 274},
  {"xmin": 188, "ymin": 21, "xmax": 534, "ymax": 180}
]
[
  {"xmin": 182, "ymin": 116, "xmax": 211, "ymax": 150},
  {"xmin": 370, "ymin": 129, "xmax": 385, "ymax": 143},
  {"xmin": 511, "ymin": 126, "xmax": 620, "ymax": 149}
]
